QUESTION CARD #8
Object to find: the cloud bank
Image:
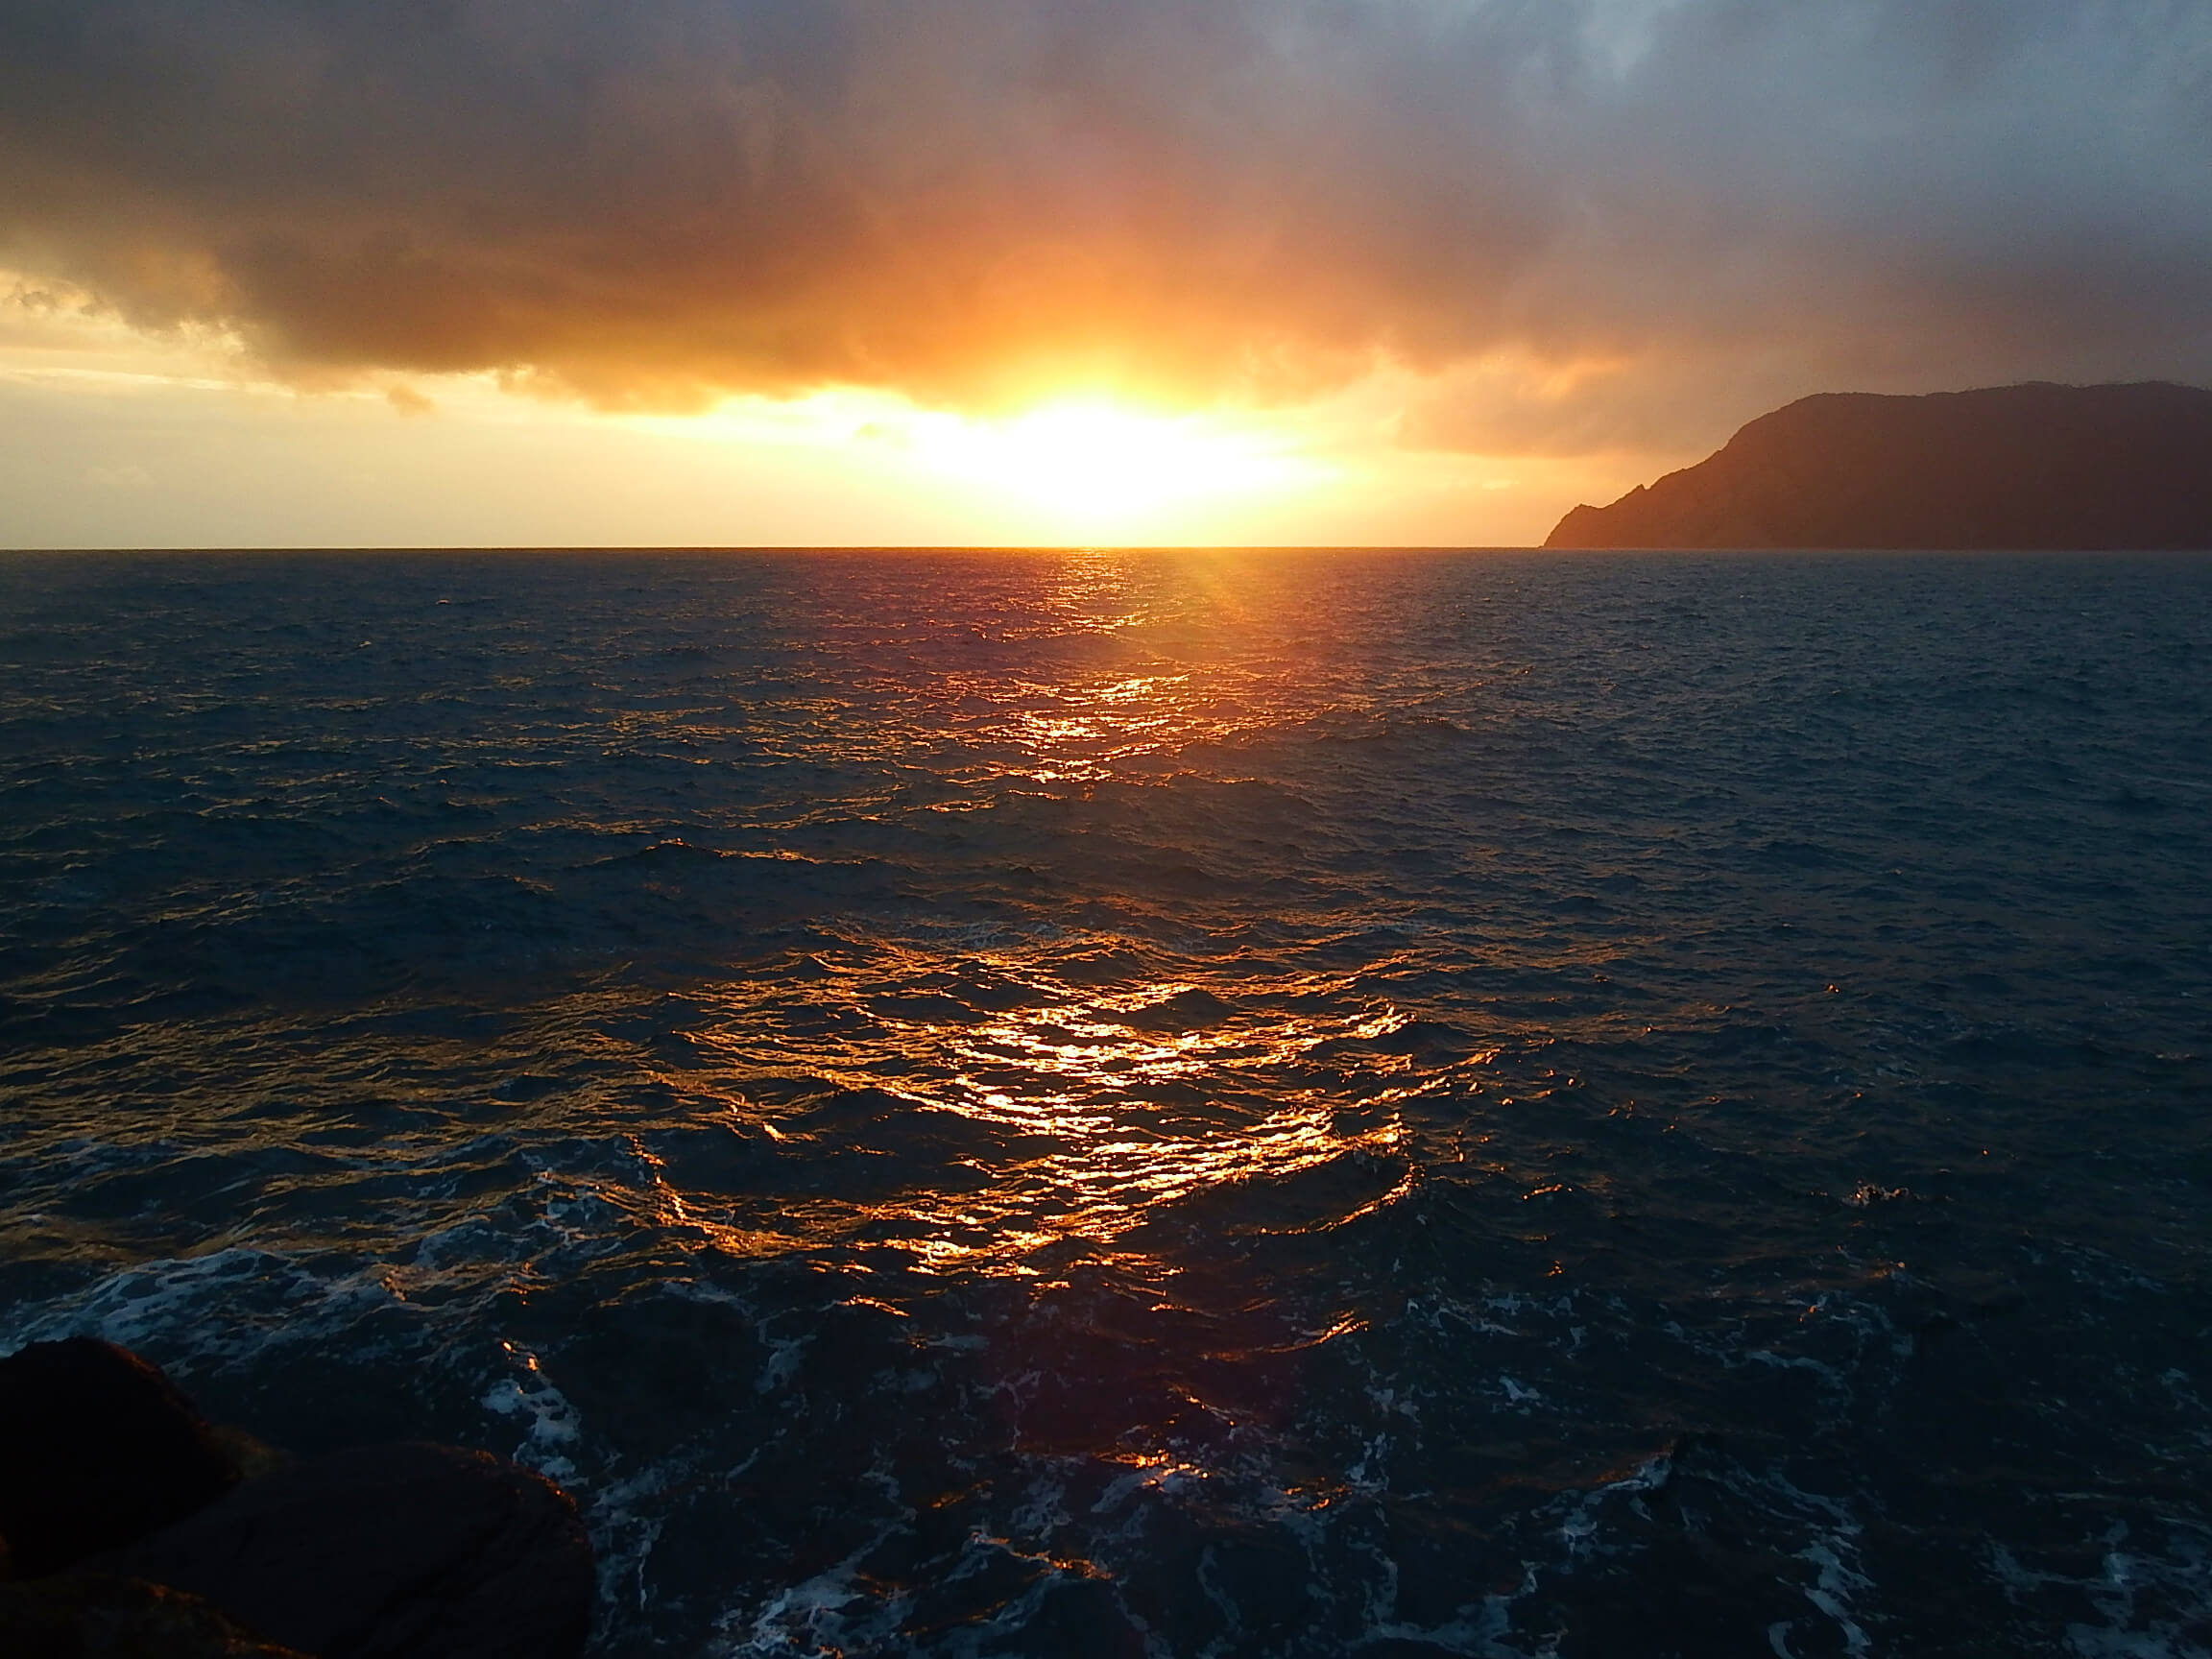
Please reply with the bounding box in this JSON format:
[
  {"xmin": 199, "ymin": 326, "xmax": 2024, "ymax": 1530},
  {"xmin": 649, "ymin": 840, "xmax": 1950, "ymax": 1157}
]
[{"xmin": 4, "ymin": 0, "xmax": 2208, "ymax": 443}]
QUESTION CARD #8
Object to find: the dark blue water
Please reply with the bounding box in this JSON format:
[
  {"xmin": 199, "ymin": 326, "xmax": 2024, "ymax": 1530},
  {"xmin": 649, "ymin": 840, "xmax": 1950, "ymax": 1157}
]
[{"xmin": 4, "ymin": 550, "xmax": 2210, "ymax": 1657}]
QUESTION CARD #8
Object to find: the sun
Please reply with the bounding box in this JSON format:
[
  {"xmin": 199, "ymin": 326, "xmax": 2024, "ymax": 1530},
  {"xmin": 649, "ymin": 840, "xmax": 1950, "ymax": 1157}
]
[
  {"xmin": 624, "ymin": 387, "xmax": 1337, "ymax": 541},
  {"xmin": 908, "ymin": 399, "xmax": 1319, "ymax": 533}
]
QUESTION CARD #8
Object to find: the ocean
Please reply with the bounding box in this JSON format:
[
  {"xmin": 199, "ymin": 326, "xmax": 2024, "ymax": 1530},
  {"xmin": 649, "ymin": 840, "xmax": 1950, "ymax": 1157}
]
[{"xmin": 3, "ymin": 548, "xmax": 2209, "ymax": 1657}]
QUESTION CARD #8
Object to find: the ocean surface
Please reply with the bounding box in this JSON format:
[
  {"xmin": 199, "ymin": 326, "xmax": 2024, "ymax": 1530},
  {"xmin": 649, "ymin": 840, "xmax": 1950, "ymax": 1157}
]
[{"xmin": 3, "ymin": 548, "xmax": 2210, "ymax": 1658}]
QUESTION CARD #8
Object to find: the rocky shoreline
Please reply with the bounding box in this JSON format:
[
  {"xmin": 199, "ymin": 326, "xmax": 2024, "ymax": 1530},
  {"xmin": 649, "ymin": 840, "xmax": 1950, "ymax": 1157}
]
[
  {"xmin": 1546, "ymin": 381, "xmax": 2212, "ymax": 549},
  {"xmin": 0, "ymin": 1339, "xmax": 593, "ymax": 1659}
]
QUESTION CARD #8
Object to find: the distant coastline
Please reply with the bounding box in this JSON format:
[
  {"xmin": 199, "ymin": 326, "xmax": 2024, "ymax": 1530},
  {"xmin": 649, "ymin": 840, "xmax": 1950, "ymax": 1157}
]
[{"xmin": 1545, "ymin": 381, "xmax": 2212, "ymax": 550}]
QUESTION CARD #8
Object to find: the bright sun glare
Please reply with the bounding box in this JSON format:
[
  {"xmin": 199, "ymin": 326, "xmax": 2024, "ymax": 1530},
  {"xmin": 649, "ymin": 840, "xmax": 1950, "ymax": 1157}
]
[
  {"xmin": 910, "ymin": 401, "xmax": 1318, "ymax": 530},
  {"xmin": 633, "ymin": 387, "xmax": 1337, "ymax": 540}
]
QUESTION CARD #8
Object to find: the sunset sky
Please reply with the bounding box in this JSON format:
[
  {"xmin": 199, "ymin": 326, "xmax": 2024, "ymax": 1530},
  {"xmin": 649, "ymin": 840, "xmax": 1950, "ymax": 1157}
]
[{"xmin": 4, "ymin": 0, "xmax": 2208, "ymax": 547}]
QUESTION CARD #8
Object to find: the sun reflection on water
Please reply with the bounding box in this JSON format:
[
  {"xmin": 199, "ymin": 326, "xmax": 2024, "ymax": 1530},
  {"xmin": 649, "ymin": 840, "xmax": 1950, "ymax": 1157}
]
[
  {"xmin": 629, "ymin": 588, "xmax": 1472, "ymax": 1280},
  {"xmin": 1000, "ymin": 675, "xmax": 1199, "ymax": 781},
  {"xmin": 669, "ymin": 963, "xmax": 1443, "ymax": 1277}
]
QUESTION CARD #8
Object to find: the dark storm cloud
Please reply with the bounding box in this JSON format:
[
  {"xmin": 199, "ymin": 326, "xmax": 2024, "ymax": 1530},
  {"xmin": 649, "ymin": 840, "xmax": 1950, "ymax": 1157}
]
[{"xmin": 3, "ymin": 0, "xmax": 2208, "ymax": 437}]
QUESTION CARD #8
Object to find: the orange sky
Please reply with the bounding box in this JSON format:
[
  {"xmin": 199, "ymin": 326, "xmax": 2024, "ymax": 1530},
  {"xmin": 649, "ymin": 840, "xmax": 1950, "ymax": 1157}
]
[
  {"xmin": 0, "ymin": 287, "xmax": 1674, "ymax": 546},
  {"xmin": 2, "ymin": 0, "xmax": 2207, "ymax": 546}
]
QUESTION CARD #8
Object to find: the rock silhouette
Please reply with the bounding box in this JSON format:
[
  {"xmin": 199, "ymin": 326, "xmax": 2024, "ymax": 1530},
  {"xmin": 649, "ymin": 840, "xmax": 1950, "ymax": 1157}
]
[
  {"xmin": 0, "ymin": 1573, "xmax": 308, "ymax": 1659},
  {"xmin": 94, "ymin": 1442, "xmax": 594, "ymax": 1659},
  {"xmin": 1546, "ymin": 382, "xmax": 2212, "ymax": 550},
  {"xmin": 0, "ymin": 1339, "xmax": 241, "ymax": 1577},
  {"xmin": 0, "ymin": 1340, "xmax": 593, "ymax": 1659}
]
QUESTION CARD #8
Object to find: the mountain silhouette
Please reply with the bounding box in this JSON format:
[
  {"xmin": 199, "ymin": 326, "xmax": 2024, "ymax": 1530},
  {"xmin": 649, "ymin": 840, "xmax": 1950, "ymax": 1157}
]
[{"xmin": 1545, "ymin": 382, "xmax": 2212, "ymax": 549}]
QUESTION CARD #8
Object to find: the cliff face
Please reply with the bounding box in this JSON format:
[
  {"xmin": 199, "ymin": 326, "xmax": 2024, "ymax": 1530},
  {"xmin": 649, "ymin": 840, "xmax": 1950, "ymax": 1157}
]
[{"xmin": 1544, "ymin": 382, "xmax": 2212, "ymax": 550}]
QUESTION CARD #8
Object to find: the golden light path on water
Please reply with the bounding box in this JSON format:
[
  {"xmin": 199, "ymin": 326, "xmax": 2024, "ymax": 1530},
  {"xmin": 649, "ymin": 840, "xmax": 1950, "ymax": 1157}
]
[
  {"xmin": 683, "ymin": 975, "xmax": 1435, "ymax": 1277},
  {"xmin": 635, "ymin": 625, "xmax": 1469, "ymax": 1280}
]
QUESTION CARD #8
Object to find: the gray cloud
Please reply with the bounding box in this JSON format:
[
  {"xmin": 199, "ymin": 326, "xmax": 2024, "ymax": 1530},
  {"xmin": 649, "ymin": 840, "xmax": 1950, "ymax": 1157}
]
[{"xmin": 3, "ymin": 0, "xmax": 2207, "ymax": 441}]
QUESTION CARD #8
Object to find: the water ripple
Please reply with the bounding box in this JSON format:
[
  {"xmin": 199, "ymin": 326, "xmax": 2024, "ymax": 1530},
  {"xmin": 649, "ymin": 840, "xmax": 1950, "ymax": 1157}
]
[{"xmin": 4, "ymin": 549, "xmax": 2211, "ymax": 1656}]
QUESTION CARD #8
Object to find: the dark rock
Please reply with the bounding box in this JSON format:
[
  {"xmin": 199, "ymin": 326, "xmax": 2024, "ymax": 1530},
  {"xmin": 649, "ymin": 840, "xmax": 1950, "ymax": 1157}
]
[
  {"xmin": 0, "ymin": 1339, "xmax": 241, "ymax": 1576},
  {"xmin": 1545, "ymin": 380, "xmax": 2212, "ymax": 549},
  {"xmin": 0, "ymin": 1572, "xmax": 308, "ymax": 1658},
  {"xmin": 95, "ymin": 1441, "xmax": 594, "ymax": 1659}
]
